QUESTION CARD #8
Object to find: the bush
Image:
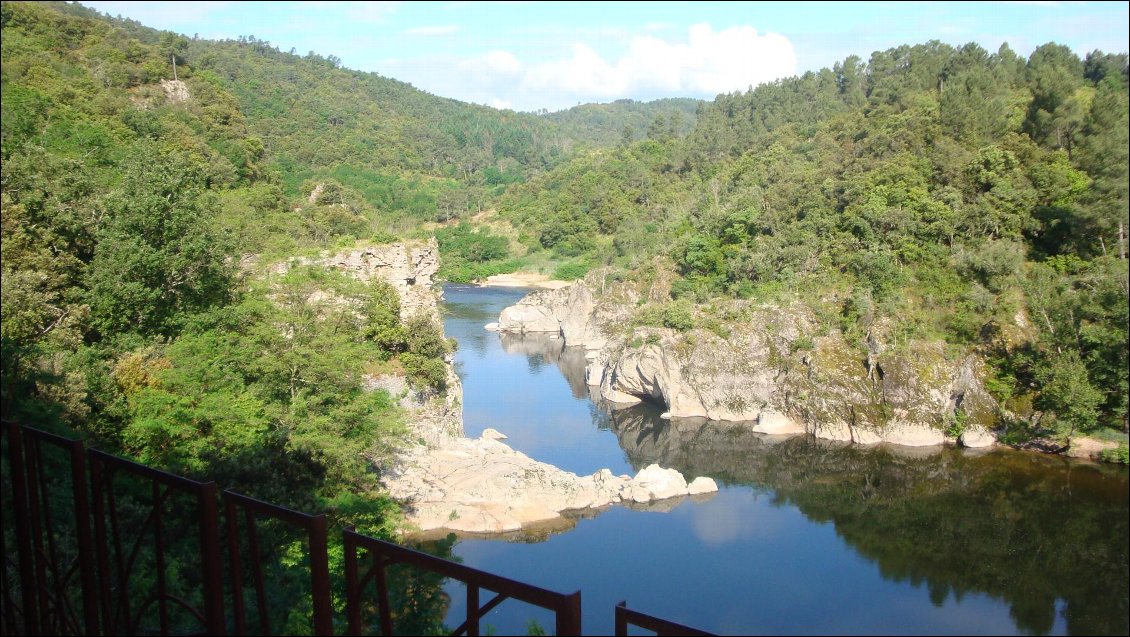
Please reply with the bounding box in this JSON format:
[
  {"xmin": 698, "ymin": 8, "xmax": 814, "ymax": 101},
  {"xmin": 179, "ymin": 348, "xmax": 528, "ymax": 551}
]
[
  {"xmin": 553, "ymin": 262, "xmax": 590, "ymax": 280},
  {"xmin": 401, "ymin": 353, "xmax": 447, "ymax": 392},
  {"xmin": 1100, "ymin": 444, "xmax": 1129, "ymax": 465},
  {"xmin": 662, "ymin": 301, "xmax": 695, "ymax": 331}
]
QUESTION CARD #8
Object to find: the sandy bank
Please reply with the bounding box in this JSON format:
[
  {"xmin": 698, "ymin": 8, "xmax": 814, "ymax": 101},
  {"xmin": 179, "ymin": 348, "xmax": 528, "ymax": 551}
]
[{"xmin": 480, "ymin": 272, "xmax": 573, "ymax": 289}]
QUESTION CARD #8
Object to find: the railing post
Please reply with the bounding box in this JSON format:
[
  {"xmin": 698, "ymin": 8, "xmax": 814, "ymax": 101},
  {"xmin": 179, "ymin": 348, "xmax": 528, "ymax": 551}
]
[
  {"xmin": 198, "ymin": 482, "xmax": 225, "ymax": 635},
  {"xmin": 344, "ymin": 531, "xmax": 360, "ymax": 635},
  {"xmin": 309, "ymin": 514, "xmax": 333, "ymax": 636},
  {"xmin": 466, "ymin": 583, "xmax": 479, "ymax": 636},
  {"xmin": 68, "ymin": 438, "xmax": 99, "ymax": 636},
  {"xmin": 558, "ymin": 590, "xmax": 582, "ymax": 637},
  {"xmin": 615, "ymin": 600, "xmax": 628, "ymax": 636},
  {"xmin": 3, "ymin": 422, "xmax": 39, "ymax": 635}
]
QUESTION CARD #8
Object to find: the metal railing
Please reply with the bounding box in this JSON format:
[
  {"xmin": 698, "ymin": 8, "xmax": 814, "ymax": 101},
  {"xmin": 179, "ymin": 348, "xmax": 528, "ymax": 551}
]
[
  {"xmin": 19, "ymin": 426, "xmax": 99, "ymax": 636},
  {"xmin": 224, "ymin": 490, "xmax": 332, "ymax": 635},
  {"xmin": 88, "ymin": 448, "xmax": 225, "ymax": 635},
  {"xmin": 2, "ymin": 420, "xmax": 715, "ymax": 636},
  {"xmin": 344, "ymin": 529, "xmax": 582, "ymax": 636},
  {"xmin": 615, "ymin": 601, "xmax": 716, "ymax": 636}
]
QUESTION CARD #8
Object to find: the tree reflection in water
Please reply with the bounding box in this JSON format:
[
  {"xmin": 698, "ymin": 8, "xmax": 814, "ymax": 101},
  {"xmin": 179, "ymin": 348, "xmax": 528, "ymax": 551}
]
[{"xmin": 606, "ymin": 407, "xmax": 1129, "ymax": 636}]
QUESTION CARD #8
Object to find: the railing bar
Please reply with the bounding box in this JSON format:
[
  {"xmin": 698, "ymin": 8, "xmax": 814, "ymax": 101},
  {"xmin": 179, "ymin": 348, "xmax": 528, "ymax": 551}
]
[
  {"xmin": 226, "ymin": 495, "xmax": 247, "ymax": 636},
  {"xmin": 342, "ymin": 530, "xmax": 570, "ymax": 608},
  {"xmin": 449, "ymin": 592, "xmax": 508, "ymax": 637},
  {"xmin": 558, "ymin": 590, "xmax": 582, "ymax": 636},
  {"xmin": 223, "ymin": 490, "xmax": 321, "ymax": 528},
  {"xmin": 25, "ymin": 435, "xmax": 53, "ymax": 633},
  {"xmin": 465, "ymin": 583, "xmax": 479, "ymax": 637},
  {"xmin": 374, "ymin": 554, "xmax": 393, "ymax": 637},
  {"xmin": 125, "ymin": 591, "xmax": 212, "ymax": 631},
  {"xmin": 3, "ymin": 422, "xmax": 39, "ymax": 636},
  {"xmin": 90, "ymin": 454, "xmax": 114, "ymax": 633},
  {"xmin": 245, "ymin": 508, "xmax": 271, "ymax": 636},
  {"xmin": 197, "ymin": 483, "xmax": 224, "ymax": 635},
  {"xmin": 154, "ymin": 482, "xmax": 170, "ymax": 635},
  {"xmin": 68, "ymin": 436, "xmax": 100, "ymax": 636},
  {"xmin": 344, "ymin": 533, "xmax": 361, "ymax": 635},
  {"xmin": 309, "ymin": 515, "xmax": 333, "ymax": 636},
  {"xmin": 119, "ymin": 480, "xmax": 173, "ymax": 583},
  {"xmin": 615, "ymin": 601, "xmax": 628, "ymax": 636},
  {"xmin": 36, "ymin": 438, "xmax": 76, "ymax": 634},
  {"xmin": 87, "ymin": 449, "xmax": 211, "ymax": 490},
  {"xmin": 615, "ymin": 601, "xmax": 716, "ymax": 636},
  {"xmin": 106, "ymin": 466, "xmax": 132, "ymax": 631}
]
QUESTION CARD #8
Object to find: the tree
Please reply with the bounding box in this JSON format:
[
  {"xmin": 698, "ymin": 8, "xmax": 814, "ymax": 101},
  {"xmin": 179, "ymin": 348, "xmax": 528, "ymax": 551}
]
[{"xmin": 85, "ymin": 145, "xmax": 233, "ymax": 338}]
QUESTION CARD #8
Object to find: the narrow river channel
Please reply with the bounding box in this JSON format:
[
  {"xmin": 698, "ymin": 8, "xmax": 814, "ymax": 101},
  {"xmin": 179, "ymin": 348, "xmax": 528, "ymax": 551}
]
[{"xmin": 435, "ymin": 284, "xmax": 1129, "ymax": 636}]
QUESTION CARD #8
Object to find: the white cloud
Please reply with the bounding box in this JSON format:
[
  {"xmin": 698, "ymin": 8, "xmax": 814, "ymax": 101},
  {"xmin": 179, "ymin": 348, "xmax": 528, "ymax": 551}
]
[
  {"xmin": 84, "ymin": 1, "xmax": 232, "ymax": 26},
  {"xmin": 404, "ymin": 25, "xmax": 461, "ymax": 36},
  {"xmin": 344, "ymin": 1, "xmax": 401, "ymax": 24},
  {"xmin": 519, "ymin": 23, "xmax": 796, "ymax": 109},
  {"xmin": 381, "ymin": 23, "xmax": 796, "ymax": 112}
]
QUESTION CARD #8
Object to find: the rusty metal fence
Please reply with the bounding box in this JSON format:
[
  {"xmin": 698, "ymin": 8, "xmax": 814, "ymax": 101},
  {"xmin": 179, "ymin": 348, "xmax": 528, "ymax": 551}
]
[
  {"xmin": 615, "ymin": 600, "xmax": 716, "ymax": 636},
  {"xmin": 344, "ymin": 528, "xmax": 582, "ymax": 636},
  {"xmin": 2, "ymin": 420, "xmax": 712, "ymax": 636}
]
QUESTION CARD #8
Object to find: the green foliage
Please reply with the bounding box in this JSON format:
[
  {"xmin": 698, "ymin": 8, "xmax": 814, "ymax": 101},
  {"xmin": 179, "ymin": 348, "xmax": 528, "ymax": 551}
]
[
  {"xmin": 85, "ymin": 144, "xmax": 233, "ymax": 338},
  {"xmin": 1100, "ymin": 444, "xmax": 1129, "ymax": 464},
  {"xmin": 945, "ymin": 409, "xmax": 969, "ymax": 438},
  {"xmin": 552, "ymin": 261, "xmax": 590, "ymax": 280},
  {"xmin": 435, "ymin": 222, "xmax": 513, "ymax": 281},
  {"xmin": 496, "ymin": 38, "xmax": 1129, "ymax": 437},
  {"xmin": 662, "ymin": 300, "xmax": 696, "ymax": 331}
]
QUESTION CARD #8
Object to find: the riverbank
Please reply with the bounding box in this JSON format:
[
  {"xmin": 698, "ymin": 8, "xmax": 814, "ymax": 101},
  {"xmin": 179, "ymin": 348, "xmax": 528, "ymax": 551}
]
[
  {"xmin": 491, "ymin": 277, "xmax": 1129, "ymax": 463},
  {"xmin": 479, "ymin": 272, "xmax": 573, "ymax": 289}
]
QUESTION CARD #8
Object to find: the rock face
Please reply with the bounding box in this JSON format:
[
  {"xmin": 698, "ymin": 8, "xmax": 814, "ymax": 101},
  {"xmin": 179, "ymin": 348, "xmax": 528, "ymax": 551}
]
[
  {"xmin": 496, "ymin": 280, "xmax": 1001, "ymax": 448},
  {"xmin": 382, "ymin": 431, "xmax": 717, "ymax": 535},
  {"xmin": 272, "ymin": 240, "xmax": 463, "ymax": 443},
  {"xmin": 160, "ymin": 79, "xmax": 189, "ymax": 103}
]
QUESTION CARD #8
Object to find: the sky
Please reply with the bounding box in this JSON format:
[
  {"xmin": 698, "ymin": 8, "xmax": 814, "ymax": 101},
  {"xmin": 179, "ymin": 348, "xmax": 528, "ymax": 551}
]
[{"xmin": 82, "ymin": 1, "xmax": 1130, "ymax": 113}]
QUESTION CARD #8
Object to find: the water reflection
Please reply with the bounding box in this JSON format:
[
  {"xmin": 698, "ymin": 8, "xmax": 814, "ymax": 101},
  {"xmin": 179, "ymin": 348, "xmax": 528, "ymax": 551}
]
[
  {"xmin": 440, "ymin": 285, "xmax": 1129, "ymax": 635},
  {"xmin": 498, "ymin": 332, "xmax": 591, "ymax": 399},
  {"xmin": 604, "ymin": 407, "xmax": 1130, "ymax": 636}
]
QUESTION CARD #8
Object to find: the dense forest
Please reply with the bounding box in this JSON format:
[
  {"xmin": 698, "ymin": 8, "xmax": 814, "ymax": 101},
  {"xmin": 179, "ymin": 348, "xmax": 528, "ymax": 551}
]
[
  {"xmin": 1, "ymin": 0, "xmax": 1128, "ymax": 535},
  {"xmin": 0, "ymin": 0, "xmax": 462, "ymax": 528},
  {"xmin": 497, "ymin": 42, "xmax": 1129, "ymax": 450}
]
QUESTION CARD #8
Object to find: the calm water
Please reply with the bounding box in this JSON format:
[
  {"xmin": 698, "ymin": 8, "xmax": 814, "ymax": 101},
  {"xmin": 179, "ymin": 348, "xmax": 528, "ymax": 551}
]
[{"xmin": 434, "ymin": 284, "xmax": 1129, "ymax": 636}]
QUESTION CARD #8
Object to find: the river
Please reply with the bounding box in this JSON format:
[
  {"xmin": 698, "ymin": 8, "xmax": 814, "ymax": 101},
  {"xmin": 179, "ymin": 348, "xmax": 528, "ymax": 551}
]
[{"xmin": 433, "ymin": 284, "xmax": 1129, "ymax": 636}]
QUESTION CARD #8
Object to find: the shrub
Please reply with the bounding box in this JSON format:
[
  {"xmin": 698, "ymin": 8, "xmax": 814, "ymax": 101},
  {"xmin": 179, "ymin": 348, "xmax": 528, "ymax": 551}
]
[
  {"xmin": 662, "ymin": 301, "xmax": 695, "ymax": 331},
  {"xmin": 1101, "ymin": 444, "xmax": 1129, "ymax": 465}
]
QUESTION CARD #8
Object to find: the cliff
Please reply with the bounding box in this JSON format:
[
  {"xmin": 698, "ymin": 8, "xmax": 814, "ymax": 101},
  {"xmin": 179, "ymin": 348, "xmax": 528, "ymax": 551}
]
[
  {"xmin": 290, "ymin": 248, "xmax": 722, "ymax": 535},
  {"xmin": 494, "ymin": 279, "xmax": 1000, "ymax": 448},
  {"xmin": 270, "ymin": 239, "xmax": 464, "ymax": 443}
]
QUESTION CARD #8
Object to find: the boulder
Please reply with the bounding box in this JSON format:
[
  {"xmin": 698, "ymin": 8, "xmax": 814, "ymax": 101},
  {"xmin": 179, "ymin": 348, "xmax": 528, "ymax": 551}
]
[{"xmin": 959, "ymin": 426, "xmax": 997, "ymax": 449}]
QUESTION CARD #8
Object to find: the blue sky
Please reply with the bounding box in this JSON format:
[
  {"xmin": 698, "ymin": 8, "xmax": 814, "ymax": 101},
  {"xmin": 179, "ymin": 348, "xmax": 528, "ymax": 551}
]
[{"xmin": 82, "ymin": 1, "xmax": 1130, "ymax": 112}]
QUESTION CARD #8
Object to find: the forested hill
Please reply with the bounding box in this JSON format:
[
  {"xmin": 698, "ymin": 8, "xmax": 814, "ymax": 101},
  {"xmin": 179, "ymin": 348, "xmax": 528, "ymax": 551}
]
[
  {"xmin": 542, "ymin": 97, "xmax": 702, "ymax": 147},
  {"xmin": 499, "ymin": 42, "xmax": 1129, "ymax": 445},
  {"xmin": 1, "ymin": 0, "xmax": 552, "ymax": 523}
]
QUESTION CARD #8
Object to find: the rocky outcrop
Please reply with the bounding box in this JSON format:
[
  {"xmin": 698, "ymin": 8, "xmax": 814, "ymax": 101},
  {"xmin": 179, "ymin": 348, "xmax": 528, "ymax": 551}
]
[
  {"xmin": 272, "ymin": 240, "xmax": 463, "ymax": 443},
  {"xmin": 496, "ymin": 281, "xmax": 1001, "ymax": 448},
  {"xmin": 160, "ymin": 79, "xmax": 189, "ymax": 103},
  {"xmin": 271, "ymin": 239, "xmax": 442, "ymax": 320},
  {"xmin": 382, "ymin": 430, "xmax": 717, "ymax": 535}
]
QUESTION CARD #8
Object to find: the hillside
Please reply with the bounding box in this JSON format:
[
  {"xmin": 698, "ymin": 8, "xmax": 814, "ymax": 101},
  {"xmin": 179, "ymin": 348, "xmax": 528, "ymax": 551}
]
[
  {"xmin": 0, "ymin": 0, "xmax": 476, "ymax": 523},
  {"xmin": 497, "ymin": 42, "xmax": 1129, "ymax": 447},
  {"xmin": 542, "ymin": 97, "xmax": 702, "ymax": 147}
]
